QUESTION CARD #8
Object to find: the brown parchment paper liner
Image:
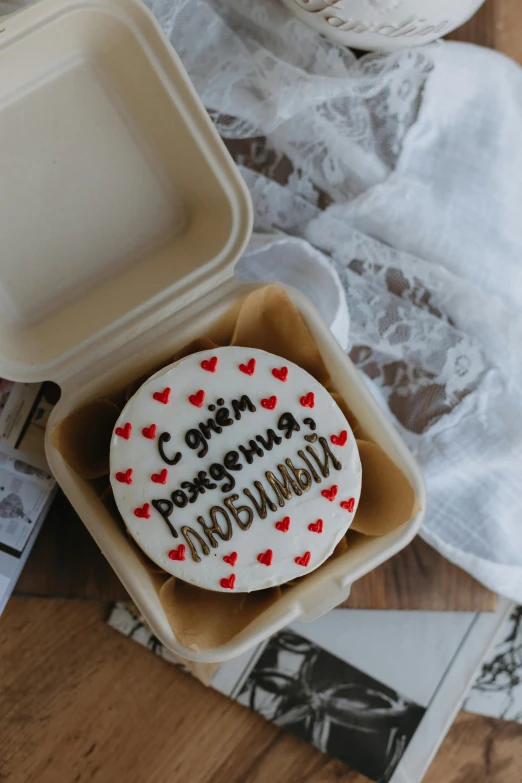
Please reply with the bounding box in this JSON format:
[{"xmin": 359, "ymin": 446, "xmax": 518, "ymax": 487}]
[
  {"xmin": 231, "ymin": 285, "xmax": 331, "ymax": 385},
  {"xmin": 50, "ymin": 284, "xmax": 419, "ymax": 652},
  {"xmin": 160, "ymin": 580, "xmax": 282, "ymax": 651},
  {"xmin": 352, "ymin": 441, "xmax": 418, "ymax": 536},
  {"xmin": 53, "ymin": 400, "xmax": 121, "ymax": 479}
]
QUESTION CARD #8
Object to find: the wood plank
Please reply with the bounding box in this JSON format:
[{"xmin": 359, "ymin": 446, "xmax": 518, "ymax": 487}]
[
  {"xmin": 0, "ymin": 598, "xmax": 362, "ymax": 783},
  {"xmin": 448, "ymin": 0, "xmax": 496, "ymax": 48},
  {"xmin": 15, "ymin": 492, "xmax": 127, "ymax": 602},
  {"xmin": 425, "ymin": 711, "xmax": 522, "ymax": 783},
  {"xmin": 495, "ymin": 0, "xmax": 522, "ymax": 63},
  {"xmin": 1, "ymin": 598, "xmax": 521, "ymax": 783},
  {"xmin": 448, "ymin": 0, "xmax": 522, "ymax": 64},
  {"xmin": 15, "ymin": 491, "xmax": 496, "ymax": 610},
  {"xmin": 343, "ymin": 537, "xmax": 497, "ymax": 612}
]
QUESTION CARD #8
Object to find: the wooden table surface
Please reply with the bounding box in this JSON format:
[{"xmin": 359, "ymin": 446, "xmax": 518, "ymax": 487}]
[
  {"xmin": 1, "ymin": 597, "xmax": 521, "ymax": 783},
  {"xmin": 2, "ymin": 2, "xmax": 522, "ymax": 782}
]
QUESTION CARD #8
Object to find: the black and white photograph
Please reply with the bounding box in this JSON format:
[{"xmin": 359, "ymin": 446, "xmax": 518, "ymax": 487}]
[
  {"xmin": 465, "ymin": 605, "xmax": 522, "ymax": 724},
  {"xmin": 236, "ymin": 629, "xmax": 426, "ymax": 782}
]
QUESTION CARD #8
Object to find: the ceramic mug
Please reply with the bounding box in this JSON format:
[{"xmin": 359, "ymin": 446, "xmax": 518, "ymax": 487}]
[{"xmin": 281, "ymin": 0, "xmax": 486, "ymax": 51}]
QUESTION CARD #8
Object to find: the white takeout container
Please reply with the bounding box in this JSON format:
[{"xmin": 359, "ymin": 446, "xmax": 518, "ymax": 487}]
[{"xmin": 0, "ymin": 0, "xmax": 425, "ymax": 662}]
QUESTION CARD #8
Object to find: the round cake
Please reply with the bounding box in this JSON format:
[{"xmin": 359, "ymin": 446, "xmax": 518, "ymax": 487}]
[{"xmin": 110, "ymin": 347, "xmax": 362, "ymax": 592}]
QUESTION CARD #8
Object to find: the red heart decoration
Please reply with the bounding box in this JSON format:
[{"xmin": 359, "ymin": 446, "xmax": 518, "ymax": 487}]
[
  {"xmin": 321, "ymin": 485, "xmax": 338, "ymax": 502},
  {"xmin": 261, "ymin": 396, "xmax": 277, "ymax": 410},
  {"xmin": 115, "ymin": 469, "xmax": 132, "ymax": 484},
  {"xmin": 153, "ymin": 388, "xmax": 170, "ymax": 405},
  {"xmin": 220, "ymin": 574, "xmax": 236, "ymax": 590},
  {"xmin": 300, "ymin": 392, "xmax": 315, "ymax": 408},
  {"xmin": 331, "ymin": 430, "xmax": 348, "ymax": 447},
  {"xmin": 257, "ymin": 549, "xmax": 273, "ymax": 566},
  {"xmin": 341, "ymin": 497, "xmax": 355, "ymax": 513},
  {"xmin": 151, "ymin": 469, "xmax": 168, "ymax": 484},
  {"xmin": 189, "ymin": 389, "xmax": 205, "ymax": 407},
  {"xmin": 142, "ymin": 424, "xmax": 157, "ymax": 440},
  {"xmin": 168, "ymin": 544, "xmax": 186, "ymax": 561},
  {"xmin": 115, "ymin": 423, "xmax": 131, "ymax": 440},
  {"xmin": 272, "ymin": 366, "xmax": 288, "ymax": 382},
  {"xmin": 239, "ymin": 358, "xmax": 256, "ymax": 376},
  {"xmin": 201, "ymin": 357, "xmax": 218, "ymax": 373},
  {"xmin": 223, "ymin": 552, "xmax": 238, "ymax": 566},
  {"xmin": 134, "ymin": 503, "xmax": 150, "ymax": 519},
  {"xmin": 275, "ymin": 516, "xmax": 290, "ymax": 533},
  {"xmin": 295, "ymin": 551, "xmax": 311, "ymax": 567},
  {"xmin": 308, "ymin": 519, "xmax": 323, "ymax": 534}
]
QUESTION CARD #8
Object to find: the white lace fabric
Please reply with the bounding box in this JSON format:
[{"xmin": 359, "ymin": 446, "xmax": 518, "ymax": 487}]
[
  {"xmin": 3, "ymin": 0, "xmax": 521, "ymax": 600},
  {"xmin": 159, "ymin": 0, "xmax": 522, "ymax": 601}
]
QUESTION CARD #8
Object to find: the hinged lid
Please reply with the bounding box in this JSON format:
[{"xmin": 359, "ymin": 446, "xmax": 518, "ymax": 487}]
[{"xmin": 0, "ymin": 0, "xmax": 252, "ymax": 383}]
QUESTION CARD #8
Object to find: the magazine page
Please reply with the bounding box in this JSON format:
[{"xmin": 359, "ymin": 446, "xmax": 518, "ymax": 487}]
[
  {"xmin": 0, "ymin": 456, "xmax": 54, "ymax": 555},
  {"xmin": 0, "ymin": 379, "xmax": 56, "ymax": 472},
  {"xmin": 464, "ymin": 605, "xmax": 522, "ymax": 724},
  {"xmin": 0, "ymin": 380, "xmax": 40, "ymax": 448},
  {"xmin": 0, "ymin": 381, "xmax": 57, "ymax": 613},
  {"xmin": 108, "ymin": 600, "xmax": 513, "ymax": 783}
]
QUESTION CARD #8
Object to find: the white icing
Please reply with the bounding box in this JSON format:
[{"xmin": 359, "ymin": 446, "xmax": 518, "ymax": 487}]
[{"xmin": 110, "ymin": 347, "xmax": 362, "ymax": 592}]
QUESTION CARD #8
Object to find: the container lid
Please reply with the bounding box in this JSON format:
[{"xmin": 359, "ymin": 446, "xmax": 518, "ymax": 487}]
[{"xmin": 0, "ymin": 0, "xmax": 252, "ymax": 383}]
